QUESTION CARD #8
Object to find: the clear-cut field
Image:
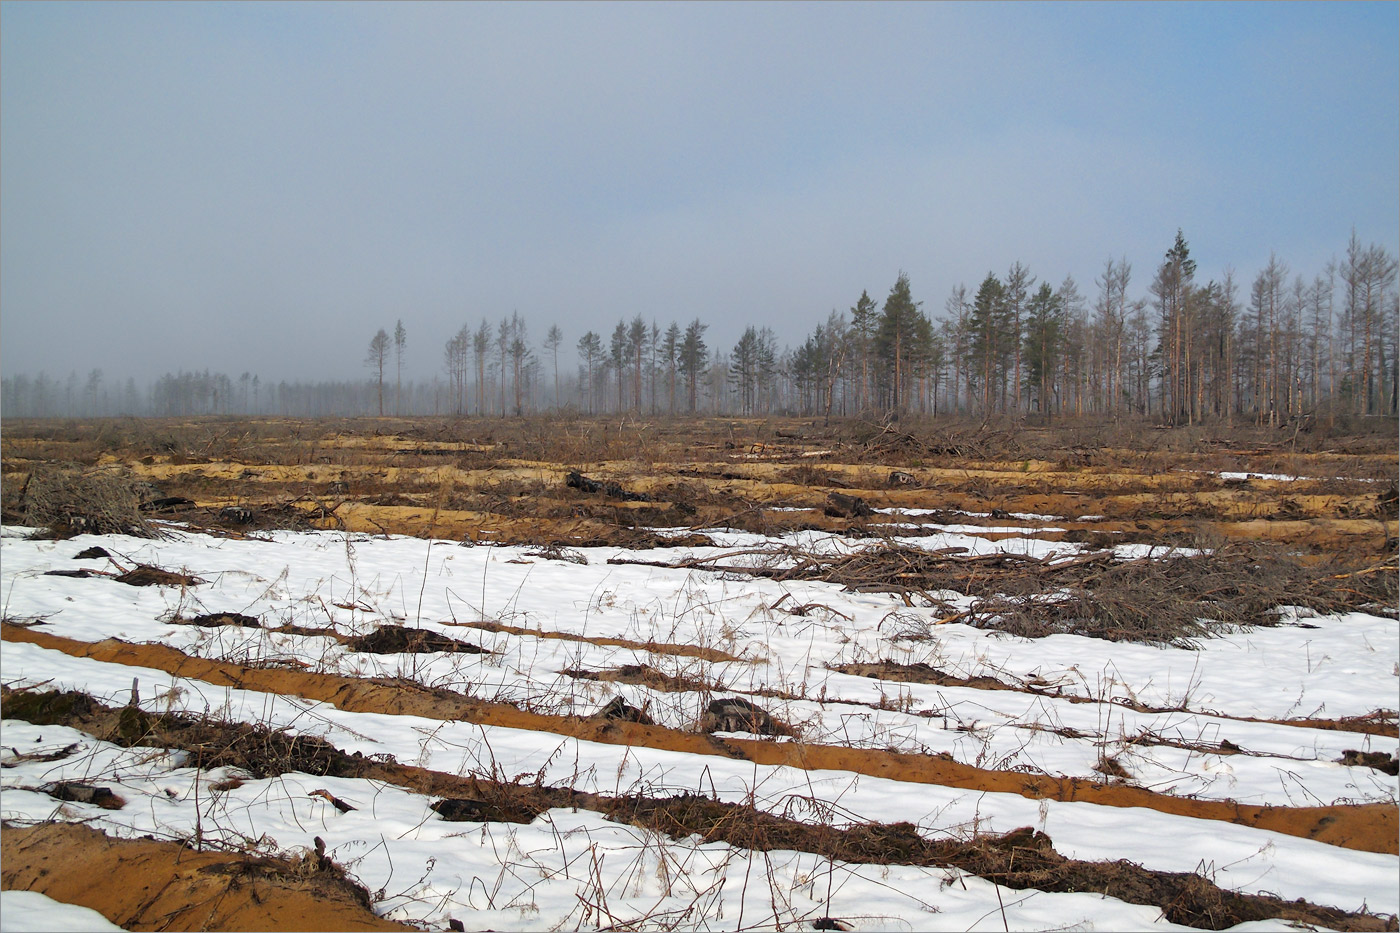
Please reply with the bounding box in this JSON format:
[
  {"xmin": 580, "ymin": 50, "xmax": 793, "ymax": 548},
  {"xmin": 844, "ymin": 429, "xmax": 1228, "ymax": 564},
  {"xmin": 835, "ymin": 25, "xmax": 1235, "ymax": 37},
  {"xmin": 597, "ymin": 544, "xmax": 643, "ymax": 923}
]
[{"xmin": 1, "ymin": 417, "xmax": 1396, "ymax": 931}]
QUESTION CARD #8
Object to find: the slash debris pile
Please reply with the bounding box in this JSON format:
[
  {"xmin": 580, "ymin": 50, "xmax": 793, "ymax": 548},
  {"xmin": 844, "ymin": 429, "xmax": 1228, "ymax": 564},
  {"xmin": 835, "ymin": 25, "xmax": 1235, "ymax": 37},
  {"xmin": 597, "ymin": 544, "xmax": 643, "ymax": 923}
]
[
  {"xmin": 16, "ymin": 465, "xmax": 155, "ymax": 539},
  {"xmin": 617, "ymin": 542, "xmax": 1398, "ymax": 646}
]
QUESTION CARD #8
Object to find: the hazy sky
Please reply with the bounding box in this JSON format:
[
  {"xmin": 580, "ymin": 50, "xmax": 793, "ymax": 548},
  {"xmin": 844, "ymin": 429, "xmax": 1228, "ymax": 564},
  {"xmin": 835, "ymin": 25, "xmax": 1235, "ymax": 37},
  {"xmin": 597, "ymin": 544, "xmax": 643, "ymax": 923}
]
[{"xmin": 3, "ymin": 1, "xmax": 1397, "ymax": 386}]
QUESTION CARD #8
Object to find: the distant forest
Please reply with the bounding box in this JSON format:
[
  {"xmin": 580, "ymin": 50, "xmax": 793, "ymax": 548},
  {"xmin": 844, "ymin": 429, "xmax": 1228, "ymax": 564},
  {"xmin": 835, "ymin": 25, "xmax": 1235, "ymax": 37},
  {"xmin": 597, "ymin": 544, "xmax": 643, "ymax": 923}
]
[{"xmin": 4, "ymin": 231, "xmax": 1397, "ymax": 425}]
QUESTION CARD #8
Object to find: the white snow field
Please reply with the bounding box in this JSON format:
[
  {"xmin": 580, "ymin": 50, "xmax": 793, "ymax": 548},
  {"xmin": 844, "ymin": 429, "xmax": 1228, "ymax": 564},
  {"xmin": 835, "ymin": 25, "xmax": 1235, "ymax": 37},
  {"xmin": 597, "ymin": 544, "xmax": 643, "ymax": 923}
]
[{"xmin": 1, "ymin": 523, "xmax": 1396, "ymax": 931}]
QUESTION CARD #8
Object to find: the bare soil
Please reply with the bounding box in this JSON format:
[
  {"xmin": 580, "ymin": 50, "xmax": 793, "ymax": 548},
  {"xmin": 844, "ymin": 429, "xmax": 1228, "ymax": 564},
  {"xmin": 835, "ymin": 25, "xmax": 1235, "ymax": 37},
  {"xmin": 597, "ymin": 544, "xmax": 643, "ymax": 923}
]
[
  {"xmin": 5, "ymin": 624, "xmax": 1395, "ymax": 856},
  {"xmin": 3, "ymin": 415, "xmax": 1394, "ymax": 553},
  {"xmin": 1, "ymin": 822, "xmax": 410, "ymax": 931},
  {"xmin": 3, "ymin": 684, "xmax": 1393, "ymax": 933}
]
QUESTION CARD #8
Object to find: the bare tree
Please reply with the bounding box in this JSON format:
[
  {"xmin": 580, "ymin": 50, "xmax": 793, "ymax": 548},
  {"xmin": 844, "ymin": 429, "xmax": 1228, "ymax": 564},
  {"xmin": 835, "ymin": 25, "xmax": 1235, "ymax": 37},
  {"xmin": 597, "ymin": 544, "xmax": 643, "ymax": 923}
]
[
  {"xmin": 1094, "ymin": 257, "xmax": 1131, "ymax": 414},
  {"xmin": 1340, "ymin": 233, "xmax": 1399, "ymax": 414},
  {"xmin": 472, "ymin": 320, "xmax": 490, "ymax": 415},
  {"xmin": 444, "ymin": 325, "xmax": 470, "ymax": 414},
  {"xmin": 577, "ymin": 331, "xmax": 603, "ymax": 413},
  {"xmin": 366, "ymin": 328, "xmax": 390, "ymax": 415},
  {"xmin": 393, "ymin": 320, "xmax": 407, "ymax": 415},
  {"xmin": 544, "ymin": 324, "xmax": 563, "ymax": 408}
]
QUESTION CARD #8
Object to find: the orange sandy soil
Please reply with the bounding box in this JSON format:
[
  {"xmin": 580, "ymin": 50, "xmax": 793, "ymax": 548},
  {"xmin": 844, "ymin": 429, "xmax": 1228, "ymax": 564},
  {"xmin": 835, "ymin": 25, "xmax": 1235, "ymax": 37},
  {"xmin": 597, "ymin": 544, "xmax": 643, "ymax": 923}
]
[
  {"xmin": 1, "ymin": 822, "xmax": 412, "ymax": 932},
  {"xmin": 5, "ymin": 624, "xmax": 1394, "ymax": 857},
  {"xmin": 1, "ymin": 415, "xmax": 1395, "ymax": 551}
]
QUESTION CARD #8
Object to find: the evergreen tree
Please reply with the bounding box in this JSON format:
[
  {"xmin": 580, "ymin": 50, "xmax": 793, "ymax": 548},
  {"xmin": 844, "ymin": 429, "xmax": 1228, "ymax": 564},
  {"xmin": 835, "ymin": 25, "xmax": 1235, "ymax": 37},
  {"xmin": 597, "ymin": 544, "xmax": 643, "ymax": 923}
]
[
  {"xmin": 1023, "ymin": 282, "xmax": 1064, "ymax": 414},
  {"xmin": 628, "ymin": 315, "xmax": 647, "ymax": 410},
  {"xmin": 1003, "ymin": 262, "xmax": 1035, "ymax": 411},
  {"xmin": 849, "ymin": 290, "xmax": 878, "ymax": 412},
  {"xmin": 875, "ymin": 272, "xmax": 923, "ymax": 415},
  {"xmin": 609, "ymin": 320, "xmax": 629, "ymax": 411},
  {"xmin": 472, "ymin": 321, "xmax": 491, "ymax": 415},
  {"xmin": 661, "ymin": 322, "xmax": 681, "ymax": 413},
  {"xmin": 730, "ymin": 326, "xmax": 777, "ymax": 415},
  {"xmin": 968, "ymin": 273, "xmax": 1008, "ymax": 414},
  {"xmin": 678, "ymin": 319, "xmax": 708, "ymax": 413},
  {"xmin": 1152, "ymin": 229, "xmax": 1197, "ymax": 424},
  {"xmin": 544, "ymin": 325, "xmax": 563, "ymax": 408}
]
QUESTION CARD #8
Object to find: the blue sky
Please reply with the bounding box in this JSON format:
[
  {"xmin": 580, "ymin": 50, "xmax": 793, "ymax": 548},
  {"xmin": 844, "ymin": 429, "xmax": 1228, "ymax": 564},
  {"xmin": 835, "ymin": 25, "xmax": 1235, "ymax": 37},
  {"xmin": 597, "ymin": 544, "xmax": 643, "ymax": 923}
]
[{"xmin": 2, "ymin": 1, "xmax": 1396, "ymax": 384}]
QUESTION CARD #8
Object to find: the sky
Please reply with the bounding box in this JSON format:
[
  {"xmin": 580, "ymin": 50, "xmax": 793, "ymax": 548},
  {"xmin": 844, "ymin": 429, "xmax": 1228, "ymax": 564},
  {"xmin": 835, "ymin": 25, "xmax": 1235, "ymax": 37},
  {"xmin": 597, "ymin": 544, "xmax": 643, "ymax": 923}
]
[{"xmin": 2, "ymin": 1, "xmax": 1397, "ymax": 387}]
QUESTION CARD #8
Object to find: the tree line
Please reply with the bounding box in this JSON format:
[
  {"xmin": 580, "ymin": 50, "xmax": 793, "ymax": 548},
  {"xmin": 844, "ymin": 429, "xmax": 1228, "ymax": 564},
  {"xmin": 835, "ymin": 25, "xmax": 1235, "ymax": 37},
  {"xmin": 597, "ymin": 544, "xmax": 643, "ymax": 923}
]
[{"xmin": 4, "ymin": 232, "xmax": 1395, "ymax": 424}]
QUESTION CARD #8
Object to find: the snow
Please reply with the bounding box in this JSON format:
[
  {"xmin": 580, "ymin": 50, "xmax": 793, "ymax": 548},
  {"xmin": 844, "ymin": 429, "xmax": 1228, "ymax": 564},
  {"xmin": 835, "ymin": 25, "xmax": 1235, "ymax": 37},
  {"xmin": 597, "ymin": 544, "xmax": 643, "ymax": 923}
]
[
  {"xmin": 0, "ymin": 891, "xmax": 126, "ymax": 932},
  {"xmin": 1, "ymin": 524, "xmax": 1396, "ymax": 931}
]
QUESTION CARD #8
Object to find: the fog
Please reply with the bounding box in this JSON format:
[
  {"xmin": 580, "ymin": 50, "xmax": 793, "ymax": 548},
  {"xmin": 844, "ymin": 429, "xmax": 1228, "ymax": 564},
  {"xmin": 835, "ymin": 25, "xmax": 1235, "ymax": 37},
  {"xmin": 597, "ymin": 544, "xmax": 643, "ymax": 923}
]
[{"xmin": 2, "ymin": 2, "xmax": 1396, "ymax": 389}]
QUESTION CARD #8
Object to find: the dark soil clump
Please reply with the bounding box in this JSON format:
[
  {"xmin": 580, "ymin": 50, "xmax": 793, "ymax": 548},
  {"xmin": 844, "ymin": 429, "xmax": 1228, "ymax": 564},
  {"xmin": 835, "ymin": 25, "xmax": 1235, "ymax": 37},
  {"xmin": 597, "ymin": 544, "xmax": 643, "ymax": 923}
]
[
  {"xmin": 177, "ymin": 612, "xmax": 263, "ymax": 628},
  {"xmin": 44, "ymin": 782, "xmax": 124, "ymax": 809},
  {"xmin": 0, "ymin": 687, "xmax": 366, "ymax": 780},
  {"xmin": 562, "ymin": 664, "xmax": 711, "ymax": 693},
  {"xmin": 700, "ymin": 697, "xmax": 791, "ymax": 736},
  {"xmin": 1340, "ymin": 749, "xmax": 1400, "ymax": 776},
  {"xmin": 115, "ymin": 565, "xmax": 204, "ymax": 587},
  {"xmin": 830, "ymin": 661, "xmax": 1016, "ymax": 692},
  {"xmin": 592, "ymin": 695, "xmax": 655, "ymax": 724},
  {"xmin": 346, "ymin": 625, "xmax": 490, "ymax": 654},
  {"xmin": 430, "ymin": 796, "xmax": 541, "ymax": 824}
]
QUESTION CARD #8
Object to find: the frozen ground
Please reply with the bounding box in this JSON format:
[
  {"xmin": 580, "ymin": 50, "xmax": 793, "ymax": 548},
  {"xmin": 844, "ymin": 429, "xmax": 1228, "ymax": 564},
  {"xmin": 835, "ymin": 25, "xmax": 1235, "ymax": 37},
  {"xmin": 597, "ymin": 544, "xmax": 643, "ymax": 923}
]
[{"xmin": 1, "ymin": 522, "xmax": 1396, "ymax": 931}]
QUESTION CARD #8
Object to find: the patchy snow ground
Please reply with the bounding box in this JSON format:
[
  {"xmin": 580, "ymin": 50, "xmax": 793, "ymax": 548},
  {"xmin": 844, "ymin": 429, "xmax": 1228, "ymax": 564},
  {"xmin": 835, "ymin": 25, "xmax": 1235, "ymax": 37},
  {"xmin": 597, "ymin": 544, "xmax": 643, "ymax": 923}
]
[{"xmin": 1, "ymin": 523, "xmax": 1396, "ymax": 931}]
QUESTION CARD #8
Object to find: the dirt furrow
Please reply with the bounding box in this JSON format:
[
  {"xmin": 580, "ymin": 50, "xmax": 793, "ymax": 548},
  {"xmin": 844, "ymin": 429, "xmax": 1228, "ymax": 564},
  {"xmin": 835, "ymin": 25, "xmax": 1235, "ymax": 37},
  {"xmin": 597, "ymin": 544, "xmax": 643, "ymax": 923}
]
[
  {"xmin": 4, "ymin": 623, "xmax": 1394, "ymax": 855},
  {"xmin": 2, "ymin": 694, "xmax": 1392, "ymax": 933},
  {"xmin": 1, "ymin": 822, "xmax": 409, "ymax": 932}
]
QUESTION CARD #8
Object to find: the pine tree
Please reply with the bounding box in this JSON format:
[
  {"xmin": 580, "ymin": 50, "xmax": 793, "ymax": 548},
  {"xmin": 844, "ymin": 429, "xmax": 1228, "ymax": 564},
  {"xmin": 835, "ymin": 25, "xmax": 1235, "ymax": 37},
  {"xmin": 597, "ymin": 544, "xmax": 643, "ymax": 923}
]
[
  {"xmin": 366, "ymin": 329, "xmax": 390, "ymax": 416},
  {"xmin": 678, "ymin": 319, "xmax": 708, "ymax": 413},
  {"xmin": 544, "ymin": 325, "xmax": 563, "ymax": 408},
  {"xmin": 609, "ymin": 320, "xmax": 629, "ymax": 411},
  {"xmin": 875, "ymin": 273, "xmax": 923, "ymax": 416},
  {"xmin": 968, "ymin": 273, "xmax": 1007, "ymax": 415},
  {"xmin": 576, "ymin": 331, "xmax": 603, "ymax": 414},
  {"xmin": 661, "ymin": 322, "xmax": 681, "ymax": 413},
  {"xmin": 1023, "ymin": 282, "xmax": 1064, "ymax": 415},
  {"xmin": 1003, "ymin": 262, "xmax": 1035, "ymax": 411},
  {"xmin": 1152, "ymin": 229, "xmax": 1196, "ymax": 424},
  {"xmin": 849, "ymin": 290, "xmax": 878, "ymax": 412},
  {"xmin": 393, "ymin": 320, "xmax": 407, "ymax": 415}
]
